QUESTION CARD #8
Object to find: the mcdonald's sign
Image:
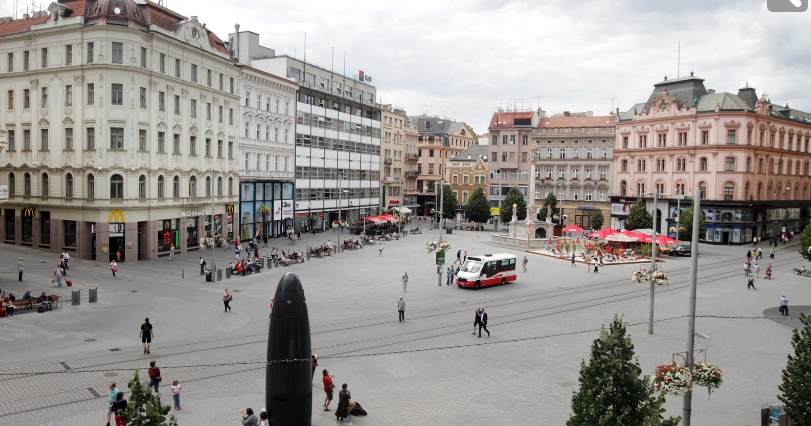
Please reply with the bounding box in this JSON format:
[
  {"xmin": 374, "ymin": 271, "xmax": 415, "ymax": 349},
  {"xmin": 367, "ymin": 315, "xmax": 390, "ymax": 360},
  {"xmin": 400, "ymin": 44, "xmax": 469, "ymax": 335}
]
[
  {"xmin": 109, "ymin": 209, "xmax": 125, "ymax": 223},
  {"xmin": 225, "ymin": 204, "xmax": 235, "ymax": 214},
  {"xmin": 22, "ymin": 207, "xmax": 35, "ymax": 217}
]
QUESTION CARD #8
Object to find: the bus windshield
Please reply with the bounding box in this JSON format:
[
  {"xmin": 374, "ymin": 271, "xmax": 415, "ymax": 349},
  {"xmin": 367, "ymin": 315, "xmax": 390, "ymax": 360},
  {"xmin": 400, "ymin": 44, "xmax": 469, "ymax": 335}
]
[{"xmin": 461, "ymin": 260, "xmax": 482, "ymax": 273}]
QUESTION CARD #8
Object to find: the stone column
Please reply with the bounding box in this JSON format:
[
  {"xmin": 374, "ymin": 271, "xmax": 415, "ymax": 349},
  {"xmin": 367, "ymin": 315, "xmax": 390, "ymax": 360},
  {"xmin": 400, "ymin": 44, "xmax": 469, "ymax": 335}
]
[
  {"xmin": 95, "ymin": 221, "xmax": 110, "ymax": 262},
  {"xmin": 125, "ymin": 222, "xmax": 138, "ymax": 262}
]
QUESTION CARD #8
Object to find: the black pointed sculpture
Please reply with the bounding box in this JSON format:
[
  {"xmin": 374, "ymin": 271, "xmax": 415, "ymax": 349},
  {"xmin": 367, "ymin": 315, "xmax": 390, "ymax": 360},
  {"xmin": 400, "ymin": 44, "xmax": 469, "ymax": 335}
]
[{"xmin": 266, "ymin": 272, "xmax": 312, "ymax": 425}]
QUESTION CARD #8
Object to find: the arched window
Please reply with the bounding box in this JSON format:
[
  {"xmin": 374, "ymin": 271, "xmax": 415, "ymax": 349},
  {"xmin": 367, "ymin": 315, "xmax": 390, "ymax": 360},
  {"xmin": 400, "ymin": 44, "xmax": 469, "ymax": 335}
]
[
  {"xmin": 87, "ymin": 174, "xmax": 95, "ymax": 198},
  {"xmin": 173, "ymin": 176, "xmax": 180, "ymax": 197},
  {"xmin": 757, "ymin": 182, "xmax": 763, "ymax": 200},
  {"xmin": 65, "ymin": 173, "xmax": 74, "ymax": 198},
  {"xmin": 23, "ymin": 173, "xmax": 31, "ymax": 196},
  {"xmin": 806, "ymin": 162, "xmax": 810, "ymax": 175},
  {"xmin": 228, "ymin": 177, "xmax": 234, "ymax": 196},
  {"xmin": 723, "ymin": 182, "xmax": 734, "ymax": 200},
  {"xmin": 138, "ymin": 175, "xmax": 146, "ymax": 199},
  {"xmin": 158, "ymin": 176, "xmax": 165, "ymax": 198},
  {"xmin": 217, "ymin": 177, "xmax": 223, "ymax": 196},
  {"xmin": 41, "ymin": 173, "xmax": 49, "ymax": 197},
  {"xmin": 788, "ymin": 161, "xmax": 793, "ymax": 175},
  {"xmin": 745, "ymin": 182, "xmax": 751, "ymax": 200},
  {"xmin": 7, "ymin": 172, "xmax": 15, "ymax": 196},
  {"xmin": 274, "ymin": 127, "xmax": 279, "ymax": 141},
  {"xmin": 189, "ymin": 176, "xmax": 197, "ymax": 197},
  {"xmin": 698, "ymin": 182, "xmax": 707, "ymax": 199},
  {"xmin": 699, "ymin": 157, "xmax": 708, "ymax": 171},
  {"xmin": 110, "ymin": 174, "xmax": 124, "ymax": 199},
  {"xmin": 620, "ymin": 181, "xmax": 627, "ymax": 196},
  {"xmin": 796, "ymin": 160, "xmax": 801, "ymax": 175},
  {"xmin": 637, "ymin": 182, "xmax": 645, "ymax": 196},
  {"xmin": 205, "ymin": 176, "xmax": 211, "ymax": 197},
  {"xmin": 621, "ymin": 159, "xmax": 628, "ymax": 172}
]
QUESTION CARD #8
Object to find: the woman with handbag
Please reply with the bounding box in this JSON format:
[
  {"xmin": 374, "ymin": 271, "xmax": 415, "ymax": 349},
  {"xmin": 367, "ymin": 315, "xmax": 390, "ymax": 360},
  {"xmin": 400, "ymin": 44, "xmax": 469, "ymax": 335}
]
[
  {"xmin": 110, "ymin": 260, "xmax": 118, "ymax": 279},
  {"xmin": 223, "ymin": 289, "xmax": 233, "ymax": 312},
  {"xmin": 147, "ymin": 361, "xmax": 161, "ymax": 395}
]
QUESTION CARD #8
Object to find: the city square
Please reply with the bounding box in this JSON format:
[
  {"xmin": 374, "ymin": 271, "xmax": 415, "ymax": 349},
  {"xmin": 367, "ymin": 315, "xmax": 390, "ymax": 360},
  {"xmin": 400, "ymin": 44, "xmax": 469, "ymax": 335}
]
[{"xmin": 1, "ymin": 227, "xmax": 809, "ymax": 425}]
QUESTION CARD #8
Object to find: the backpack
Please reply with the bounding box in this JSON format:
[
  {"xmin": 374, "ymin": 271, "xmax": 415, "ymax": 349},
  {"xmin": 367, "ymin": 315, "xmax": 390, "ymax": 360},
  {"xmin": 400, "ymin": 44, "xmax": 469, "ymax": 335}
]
[{"xmin": 350, "ymin": 402, "xmax": 367, "ymax": 416}]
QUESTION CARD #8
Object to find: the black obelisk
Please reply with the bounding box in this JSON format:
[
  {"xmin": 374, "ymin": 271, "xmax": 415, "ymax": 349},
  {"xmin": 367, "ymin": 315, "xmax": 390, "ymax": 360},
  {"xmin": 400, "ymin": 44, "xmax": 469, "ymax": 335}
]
[{"xmin": 266, "ymin": 272, "xmax": 312, "ymax": 425}]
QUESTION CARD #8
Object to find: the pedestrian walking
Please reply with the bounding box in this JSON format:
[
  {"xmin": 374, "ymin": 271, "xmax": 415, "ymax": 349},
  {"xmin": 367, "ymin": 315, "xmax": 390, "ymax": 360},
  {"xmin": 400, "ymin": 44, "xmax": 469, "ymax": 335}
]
[
  {"xmin": 522, "ymin": 256, "xmax": 528, "ymax": 272},
  {"xmin": 753, "ymin": 236, "xmax": 758, "ymax": 247},
  {"xmin": 224, "ymin": 238, "xmax": 231, "ymax": 251},
  {"xmin": 17, "ymin": 258, "xmax": 24, "ymax": 281},
  {"xmin": 757, "ymin": 247, "xmax": 763, "ymax": 260},
  {"xmin": 147, "ymin": 360, "xmax": 161, "ymax": 395},
  {"xmin": 472, "ymin": 307, "xmax": 481, "ymax": 335},
  {"xmin": 171, "ymin": 380, "xmax": 181, "ymax": 410},
  {"xmin": 770, "ymin": 248, "xmax": 775, "ymax": 259},
  {"xmin": 223, "ymin": 288, "xmax": 233, "ymax": 312},
  {"xmin": 744, "ymin": 262, "xmax": 750, "ymax": 277},
  {"xmin": 398, "ymin": 296, "xmax": 406, "ymax": 322},
  {"xmin": 110, "ymin": 260, "xmax": 118, "ymax": 278},
  {"xmin": 779, "ymin": 295, "xmax": 790, "ymax": 316},
  {"xmin": 378, "ymin": 242, "xmax": 383, "ymax": 256},
  {"xmin": 111, "ymin": 391, "xmax": 127, "ymax": 426},
  {"xmin": 106, "ymin": 382, "xmax": 119, "ymax": 426},
  {"xmin": 402, "ymin": 272, "xmax": 409, "ymax": 292},
  {"xmin": 53, "ymin": 264, "xmax": 63, "ymax": 287},
  {"xmin": 754, "ymin": 263, "xmax": 760, "ymax": 278},
  {"xmin": 169, "ymin": 244, "xmax": 175, "ymax": 261},
  {"xmin": 478, "ymin": 308, "xmax": 490, "ymax": 337},
  {"xmin": 587, "ymin": 261, "xmax": 591, "ymax": 273},
  {"xmin": 62, "ymin": 251, "xmax": 70, "ymax": 271},
  {"xmin": 456, "ymin": 250, "xmax": 462, "ymax": 264},
  {"xmin": 322, "ymin": 370, "xmax": 335, "ymax": 411},
  {"xmin": 593, "ymin": 261, "xmax": 599, "ymax": 274},
  {"xmin": 747, "ymin": 250, "xmax": 752, "ymax": 262},
  {"xmin": 571, "ymin": 253, "xmax": 576, "ymax": 267},
  {"xmin": 199, "ymin": 257, "xmax": 206, "ymax": 275},
  {"xmin": 140, "ymin": 318, "xmax": 153, "ymax": 354},
  {"xmin": 235, "ymin": 243, "xmax": 241, "ymax": 260},
  {"xmin": 464, "ymin": 251, "xmax": 468, "ymax": 263},
  {"xmin": 747, "ymin": 274, "xmax": 756, "ymax": 290}
]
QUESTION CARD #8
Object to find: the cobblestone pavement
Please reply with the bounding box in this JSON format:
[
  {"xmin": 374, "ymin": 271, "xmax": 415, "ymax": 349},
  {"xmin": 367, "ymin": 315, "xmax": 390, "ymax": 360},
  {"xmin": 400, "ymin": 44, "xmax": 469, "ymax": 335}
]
[{"xmin": 1, "ymin": 227, "xmax": 809, "ymax": 425}]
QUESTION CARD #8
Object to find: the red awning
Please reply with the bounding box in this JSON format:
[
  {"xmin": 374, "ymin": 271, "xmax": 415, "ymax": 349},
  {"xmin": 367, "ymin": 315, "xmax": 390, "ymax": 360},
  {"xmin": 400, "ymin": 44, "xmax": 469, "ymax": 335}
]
[
  {"xmin": 378, "ymin": 214, "xmax": 398, "ymax": 222},
  {"xmin": 364, "ymin": 216, "xmax": 386, "ymax": 223}
]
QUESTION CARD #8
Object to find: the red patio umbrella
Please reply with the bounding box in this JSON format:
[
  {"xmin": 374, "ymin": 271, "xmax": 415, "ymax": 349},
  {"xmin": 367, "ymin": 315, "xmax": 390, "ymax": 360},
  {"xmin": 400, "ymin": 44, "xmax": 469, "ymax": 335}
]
[
  {"xmin": 587, "ymin": 228, "xmax": 619, "ymax": 239},
  {"xmin": 562, "ymin": 224, "xmax": 585, "ymax": 233},
  {"xmin": 655, "ymin": 235, "xmax": 679, "ymax": 245},
  {"xmin": 620, "ymin": 230, "xmax": 642, "ymax": 240}
]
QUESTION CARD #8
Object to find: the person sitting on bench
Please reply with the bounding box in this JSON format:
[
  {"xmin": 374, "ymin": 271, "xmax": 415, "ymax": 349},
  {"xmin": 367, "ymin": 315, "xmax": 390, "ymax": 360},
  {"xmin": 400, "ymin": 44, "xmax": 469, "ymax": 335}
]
[{"xmin": 40, "ymin": 292, "xmax": 52, "ymax": 311}]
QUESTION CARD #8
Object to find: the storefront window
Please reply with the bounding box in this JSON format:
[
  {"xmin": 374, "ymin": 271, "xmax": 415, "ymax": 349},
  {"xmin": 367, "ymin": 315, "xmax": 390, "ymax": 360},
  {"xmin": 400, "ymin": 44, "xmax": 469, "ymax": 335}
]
[
  {"xmin": 40, "ymin": 211, "xmax": 50, "ymax": 245},
  {"xmin": 4, "ymin": 209, "xmax": 16, "ymax": 241},
  {"xmin": 158, "ymin": 219, "xmax": 177, "ymax": 253},
  {"xmin": 64, "ymin": 220, "xmax": 76, "ymax": 247},
  {"xmin": 21, "ymin": 215, "xmax": 33, "ymax": 243},
  {"xmin": 186, "ymin": 217, "xmax": 198, "ymax": 247}
]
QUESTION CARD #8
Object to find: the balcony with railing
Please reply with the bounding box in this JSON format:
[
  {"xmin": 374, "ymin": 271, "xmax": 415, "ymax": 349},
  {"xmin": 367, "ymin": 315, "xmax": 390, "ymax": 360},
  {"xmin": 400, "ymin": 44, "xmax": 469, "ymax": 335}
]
[
  {"xmin": 533, "ymin": 127, "xmax": 615, "ymax": 137},
  {"xmin": 405, "ymin": 153, "xmax": 420, "ymax": 161},
  {"xmin": 383, "ymin": 157, "xmax": 393, "ymax": 165},
  {"xmin": 405, "ymin": 171, "xmax": 419, "ymax": 179}
]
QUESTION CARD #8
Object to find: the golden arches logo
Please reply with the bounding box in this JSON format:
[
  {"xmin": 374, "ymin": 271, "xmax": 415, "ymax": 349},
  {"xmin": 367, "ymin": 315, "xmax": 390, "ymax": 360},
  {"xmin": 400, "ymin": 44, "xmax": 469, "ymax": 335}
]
[
  {"xmin": 109, "ymin": 209, "xmax": 125, "ymax": 223},
  {"xmin": 23, "ymin": 207, "xmax": 35, "ymax": 217},
  {"xmin": 225, "ymin": 204, "xmax": 235, "ymax": 213}
]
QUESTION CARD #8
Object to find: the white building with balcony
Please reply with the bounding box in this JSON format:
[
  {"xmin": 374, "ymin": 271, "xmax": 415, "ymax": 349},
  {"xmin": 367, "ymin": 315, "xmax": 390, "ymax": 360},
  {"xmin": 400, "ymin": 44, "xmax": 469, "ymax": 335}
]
[{"xmin": 0, "ymin": 0, "xmax": 240, "ymax": 262}]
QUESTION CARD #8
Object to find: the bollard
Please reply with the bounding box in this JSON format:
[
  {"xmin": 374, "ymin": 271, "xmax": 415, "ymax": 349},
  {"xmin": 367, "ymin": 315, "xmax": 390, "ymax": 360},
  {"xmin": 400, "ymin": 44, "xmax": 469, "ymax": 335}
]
[
  {"xmin": 307, "ymin": 247, "xmax": 311, "ymax": 260},
  {"xmin": 260, "ymin": 257, "xmax": 266, "ymax": 268},
  {"xmin": 266, "ymin": 256, "xmax": 272, "ymax": 269},
  {"xmin": 71, "ymin": 290, "xmax": 81, "ymax": 306},
  {"xmin": 89, "ymin": 287, "xmax": 98, "ymax": 303},
  {"xmin": 226, "ymin": 268, "xmax": 231, "ymax": 279},
  {"xmin": 217, "ymin": 269, "xmax": 223, "ymax": 281}
]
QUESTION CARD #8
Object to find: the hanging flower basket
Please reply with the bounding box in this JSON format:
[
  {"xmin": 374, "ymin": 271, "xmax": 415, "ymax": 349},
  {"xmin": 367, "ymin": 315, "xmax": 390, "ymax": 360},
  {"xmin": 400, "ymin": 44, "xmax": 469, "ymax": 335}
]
[
  {"xmin": 692, "ymin": 362, "xmax": 723, "ymax": 397},
  {"xmin": 214, "ymin": 235, "xmax": 225, "ymax": 247},
  {"xmin": 652, "ymin": 363, "xmax": 691, "ymax": 395},
  {"xmin": 632, "ymin": 269, "xmax": 651, "ymax": 283},
  {"xmin": 651, "ymin": 268, "xmax": 669, "ymax": 286},
  {"xmin": 201, "ymin": 236, "xmax": 215, "ymax": 248},
  {"xmin": 426, "ymin": 241, "xmax": 452, "ymax": 253}
]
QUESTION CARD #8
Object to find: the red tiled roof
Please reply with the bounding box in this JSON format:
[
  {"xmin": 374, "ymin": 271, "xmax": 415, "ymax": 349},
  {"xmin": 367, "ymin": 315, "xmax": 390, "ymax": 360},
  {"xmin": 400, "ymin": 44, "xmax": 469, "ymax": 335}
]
[
  {"xmin": 489, "ymin": 111, "xmax": 535, "ymax": 128},
  {"xmin": 143, "ymin": 0, "xmax": 187, "ymax": 31},
  {"xmin": 241, "ymin": 65, "xmax": 299, "ymax": 86},
  {"xmin": 206, "ymin": 29, "xmax": 232, "ymax": 57},
  {"xmin": 537, "ymin": 115, "xmax": 615, "ymax": 128},
  {"xmin": 61, "ymin": 0, "xmax": 87, "ymax": 17},
  {"xmin": 0, "ymin": 14, "xmax": 49, "ymax": 36}
]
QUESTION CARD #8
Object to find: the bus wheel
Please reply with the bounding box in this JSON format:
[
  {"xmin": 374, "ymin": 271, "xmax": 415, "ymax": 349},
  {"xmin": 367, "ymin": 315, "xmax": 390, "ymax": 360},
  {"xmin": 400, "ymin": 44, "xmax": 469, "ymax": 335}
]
[
  {"xmin": 474, "ymin": 281, "xmax": 481, "ymax": 290},
  {"xmin": 502, "ymin": 278, "xmax": 507, "ymax": 285}
]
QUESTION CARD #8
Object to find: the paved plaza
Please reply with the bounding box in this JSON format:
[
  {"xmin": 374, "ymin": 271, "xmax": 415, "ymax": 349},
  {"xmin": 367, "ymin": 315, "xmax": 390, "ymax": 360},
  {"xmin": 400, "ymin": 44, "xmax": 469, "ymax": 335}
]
[{"xmin": 1, "ymin": 227, "xmax": 810, "ymax": 425}]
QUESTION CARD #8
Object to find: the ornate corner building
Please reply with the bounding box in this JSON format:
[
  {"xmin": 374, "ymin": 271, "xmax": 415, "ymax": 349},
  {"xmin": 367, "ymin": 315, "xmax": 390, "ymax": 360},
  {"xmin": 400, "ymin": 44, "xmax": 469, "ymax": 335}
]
[{"xmin": 0, "ymin": 0, "xmax": 240, "ymax": 261}]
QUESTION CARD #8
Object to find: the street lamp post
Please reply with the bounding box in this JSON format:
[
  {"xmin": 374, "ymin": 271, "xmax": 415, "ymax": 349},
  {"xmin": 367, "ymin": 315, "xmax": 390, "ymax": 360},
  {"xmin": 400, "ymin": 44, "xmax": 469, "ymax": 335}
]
[
  {"xmin": 645, "ymin": 190, "xmax": 669, "ymax": 334},
  {"xmin": 338, "ymin": 172, "xmax": 343, "ymax": 234},
  {"xmin": 681, "ymin": 188, "xmax": 701, "ymax": 426},
  {"xmin": 210, "ymin": 168, "xmax": 219, "ymax": 279},
  {"xmin": 437, "ymin": 179, "xmax": 444, "ymax": 287}
]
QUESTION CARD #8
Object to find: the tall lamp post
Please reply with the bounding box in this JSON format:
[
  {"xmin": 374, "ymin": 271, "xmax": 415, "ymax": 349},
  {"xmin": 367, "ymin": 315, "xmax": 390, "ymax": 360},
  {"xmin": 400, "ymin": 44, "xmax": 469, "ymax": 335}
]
[
  {"xmin": 644, "ymin": 190, "xmax": 669, "ymax": 334},
  {"xmin": 210, "ymin": 168, "xmax": 221, "ymax": 278}
]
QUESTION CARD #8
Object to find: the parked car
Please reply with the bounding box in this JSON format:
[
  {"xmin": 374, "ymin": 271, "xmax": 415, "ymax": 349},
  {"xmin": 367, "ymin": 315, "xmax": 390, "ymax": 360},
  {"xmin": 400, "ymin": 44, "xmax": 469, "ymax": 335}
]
[{"xmin": 668, "ymin": 245, "xmax": 692, "ymax": 256}]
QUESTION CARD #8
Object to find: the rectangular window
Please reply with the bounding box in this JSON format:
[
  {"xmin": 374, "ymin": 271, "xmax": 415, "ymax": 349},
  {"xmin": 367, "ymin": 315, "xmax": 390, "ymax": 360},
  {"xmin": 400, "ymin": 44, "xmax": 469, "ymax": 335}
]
[
  {"xmin": 158, "ymin": 91, "xmax": 165, "ymax": 111},
  {"xmin": 86, "ymin": 42, "xmax": 94, "ymax": 63},
  {"xmin": 207, "ymin": 69, "xmax": 212, "ymax": 87},
  {"xmin": 111, "ymin": 83, "xmax": 123, "ymax": 105},
  {"xmin": 639, "ymin": 135, "xmax": 647, "ymax": 148},
  {"xmin": 138, "ymin": 129, "xmax": 147, "ymax": 151},
  {"xmin": 40, "ymin": 129, "xmax": 49, "ymax": 150},
  {"xmin": 229, "ymin": 108, "xmax": 234, "ymax": 125},
  {"xmin": 726, "ymin": 129, "xmax": 736, "ymax": 144},
  {"xmin": 65, "ymin": 44, "xmax": 72, "ymax": 65},
  {"xmin": 206, "ymin": 103, "xmax": 211, "ymax": 121},
  {"xmin": 7, "ymin": 130, "xmax": 14, "ymax": 150},
  {"xmin": 65, "ymin": 85, "xmax": 73, "ymax": 106},
  {"xmin": 159, "ymin": 53, "xmax": 165, "ymax": 73},
  {"xmin": 191, "ymin": 64, "xmax": 198, "ymax": 83},
  {"xmin": 658, "ymin": 133, "xmax": 666, "ymax": 147},
  {"xmin": 6, "ymin": 52, "xmax": 12, "ymax": 72},
  {"xmin": 218, "ymin": 106, "xmax": 223, "ymax": 123},
  {"xmin": 174, "ymin": 95, "xmax": 180, "ymax": 114},
  {"xmin": 175, "ymin": 58, "xmax": 181, "ymax": 78},
  {"xmin": 65, "ymin": 128, "xmax": 73, "ymax": 150},
  {"xmin": 701, "ymin": 130, "xmax": 709, "ymax": 145},
  {"xmin": 189, "ymin": 136, "xmax": 197, "ymax": 155},
  {"xmin": 23, "ymin": 50, "xmax": 29, "ymax": 71},
  {"xmin": 40, "ymin": 87, "xmax": 48, "ymax": 107},
  {"xmin": 230, "ymin": 77, "xmax": 234, "ymax": 93},
  {"xmin": 86, "ymin": 127, "xmax": 95, "ymax": 149},
  {"xmin": 173, "ymin": 134, "xmax": 180, "ymax": 153},
  {"xmin": 219, "ymin": 73, "xmax": 223, "ymax": 90},
  {"xmin": 41, "ymin": 47, "xmax": 47, "ymax": 67},
  {"xmin": 23, "ymin": 130, "xmax": 30, "ymax": 150},
  {"xmin": 140, "ymin": 47, "xmax": 147, "ymax": 68},
  {"xmin": 6, "ymin": 90, "xmax": 12, "ymax": 110},
  {"xmin": 87, "ymin": 83, "xmax": 95, "ymax": 105},
  {"xmin": 217, "ymin": 139, "xmax": 223, "ymax": 157},
  {"xmin": 600, "ymin": 168, "xmax": 607, "ymax": 180},
  {"xmin": 110, "ymin": 127, "xmax": 124, "ymax": 149},
  {"xmin": 599, "ymin": 190, "xmax": 607, "ymax": 201},
  {"xmin": 112, "ymin": 42, "xmax": 123, "ymax": 64},
  {"xmin": 158, "ymin": 132, "xmax": 165, "ymax": 153},
  {"xmin": 205, "ymin": 138, "xmax": 211, "ymax": 156},
  {"xmin": 139, "ymin": 87, "xmax": 146, "ymax": 108},
  {"xmin": 228, "ymin": 141, "xmax": 233, "ymax": 158}
]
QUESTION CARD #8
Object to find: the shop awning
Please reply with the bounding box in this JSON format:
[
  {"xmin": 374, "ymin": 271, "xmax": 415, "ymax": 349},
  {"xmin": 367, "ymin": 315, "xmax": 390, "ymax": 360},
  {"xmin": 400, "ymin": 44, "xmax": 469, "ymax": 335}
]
[
  {"xmin": 379, "ymin": 214, "xmax": 399, "ymax": 222},
  {"xmin": 391, "ymin": 206, "xmax": 413, "ymax": 214},
  {"xmin": 364, "ymin": 216, "xmax": 386, "ymax": 224}
]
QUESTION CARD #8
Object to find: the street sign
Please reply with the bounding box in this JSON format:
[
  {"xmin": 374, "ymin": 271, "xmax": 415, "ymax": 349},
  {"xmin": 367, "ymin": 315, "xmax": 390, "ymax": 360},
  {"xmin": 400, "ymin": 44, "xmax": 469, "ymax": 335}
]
[{"xmin": 436, "ymin": 251, "xmax": 445, "ymax": 265}]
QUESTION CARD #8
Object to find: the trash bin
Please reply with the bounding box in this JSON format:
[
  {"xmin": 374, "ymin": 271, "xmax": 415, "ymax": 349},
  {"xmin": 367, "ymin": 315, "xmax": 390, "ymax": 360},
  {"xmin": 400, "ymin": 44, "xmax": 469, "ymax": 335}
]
[
  {"xmin": 205, "ymin": 270, "xmax": 213, "ymax": 282},
  {"xmin": 226, "ymin": 268, "xmax": 232, "ymax": 279},
  {"xmin": 216, "ymin": 269, "xmax": 223, "ymax": 281},
  {"xmin": 266, "ymin": 256, "xmax": 272, "ymax": 269},
  {"xmin": 71, "ymin": 290, "xmax": 81, "ymax": 306},
  {"xmin": 89, "ymin": 287, "xmax": 98, "ymax": 303},
  {"xmin": 446, "ymin": 228, "xmax": 452, "ymax": 234}
]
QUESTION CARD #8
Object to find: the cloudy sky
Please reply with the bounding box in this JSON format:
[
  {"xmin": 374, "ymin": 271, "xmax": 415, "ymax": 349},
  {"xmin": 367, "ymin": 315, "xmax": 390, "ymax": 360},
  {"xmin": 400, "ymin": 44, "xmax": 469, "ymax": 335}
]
[{"xmin": 5, "ymin": 0, "xmax": 810, "ymax": 133}]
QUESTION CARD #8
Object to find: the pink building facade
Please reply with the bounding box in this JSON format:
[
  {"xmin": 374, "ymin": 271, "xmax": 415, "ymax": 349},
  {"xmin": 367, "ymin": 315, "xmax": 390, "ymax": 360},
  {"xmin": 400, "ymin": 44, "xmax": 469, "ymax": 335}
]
[{"xmin": 612, "ymin": 75, "xmax": 811, "ymax": 244}]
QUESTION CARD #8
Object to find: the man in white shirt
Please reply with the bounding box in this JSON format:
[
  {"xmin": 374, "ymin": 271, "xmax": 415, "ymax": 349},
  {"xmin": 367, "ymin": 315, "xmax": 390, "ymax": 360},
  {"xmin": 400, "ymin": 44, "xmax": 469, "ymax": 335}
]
[
  {"xmin": 398, "ymin": 296, "xmax": 406, "ymax": 322},
  {"xmin": 779, "ymin": 295, "xmax": 790, "ymax": 316}
]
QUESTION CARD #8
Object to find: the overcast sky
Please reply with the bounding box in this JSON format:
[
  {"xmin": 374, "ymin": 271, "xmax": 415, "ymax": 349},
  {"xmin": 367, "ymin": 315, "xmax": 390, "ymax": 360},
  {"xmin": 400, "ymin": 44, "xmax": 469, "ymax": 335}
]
[{"xmin": 5, "ymin": 0, "xmax": 810, "ymax": 134}]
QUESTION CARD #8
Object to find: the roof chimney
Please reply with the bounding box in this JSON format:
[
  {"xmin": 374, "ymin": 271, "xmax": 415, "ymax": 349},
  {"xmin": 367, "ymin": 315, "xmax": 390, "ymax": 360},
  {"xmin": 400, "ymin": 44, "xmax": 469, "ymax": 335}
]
[
  {"xmin": 708, "ymin": 89, "xmax": 715, "ymax": 94},
  {"xmin": 23, "ymin": 13, "xmax": 29, "ymax": 19},
  {"xmin": 563, "ymin": 111, "xmax": 570, "ymax": 117},
  {"xmin": 233, "ymin": 23, "xmax": 240, "ymax": 64}
]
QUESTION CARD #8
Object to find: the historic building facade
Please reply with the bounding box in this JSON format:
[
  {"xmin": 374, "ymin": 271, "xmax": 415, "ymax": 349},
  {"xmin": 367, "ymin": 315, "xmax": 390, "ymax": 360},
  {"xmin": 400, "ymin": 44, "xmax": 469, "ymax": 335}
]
[
  {"xmin": 447, "ymin": 144, "xmax": 488, "ymax": 207},
  {"xmin": 381, "ymin": 104, "xmax": 406, "ymax": 211},
  {"xmin": 403, "ymin": 116, "xmax": 419, "ymax": 210},
  {"xmin": 0, "ymin": 1, "xmax": 240, "ymax": 261},
  {"xmin": 612, "ymin": 74, "xmax": 811, "ymax": 243},
  {"xmin": 414, "ymin": 115, "xmax": 476, "ymax": 215},
  {"xmin": 486, "ymin": 110, "xmax": 538, "ymax": 219}
]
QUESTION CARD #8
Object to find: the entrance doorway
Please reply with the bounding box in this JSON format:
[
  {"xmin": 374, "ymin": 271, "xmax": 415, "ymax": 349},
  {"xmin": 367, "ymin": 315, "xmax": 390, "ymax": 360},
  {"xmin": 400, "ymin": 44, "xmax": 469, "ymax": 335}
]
[{"xmin": 109, "ymin": 236, "xmax": 125, "ymax": 262}]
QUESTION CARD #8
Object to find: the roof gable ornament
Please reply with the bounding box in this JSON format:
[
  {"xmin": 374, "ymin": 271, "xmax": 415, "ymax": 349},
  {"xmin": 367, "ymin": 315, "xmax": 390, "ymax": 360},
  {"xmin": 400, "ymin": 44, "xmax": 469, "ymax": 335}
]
[{"xmin": 181, "ymin": 16, "xmax": 209, "ymax": 51}]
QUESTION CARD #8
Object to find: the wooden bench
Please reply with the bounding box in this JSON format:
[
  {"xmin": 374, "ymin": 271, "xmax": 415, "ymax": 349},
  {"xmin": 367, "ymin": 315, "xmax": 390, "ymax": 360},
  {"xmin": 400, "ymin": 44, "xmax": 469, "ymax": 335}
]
[
  {"xmin": 8, "ymin": 295, "xmax": 61, "ymax": 313},
  {"xmin": 12, "ymin": 299, "xmax": 35, "ymax": 311}
]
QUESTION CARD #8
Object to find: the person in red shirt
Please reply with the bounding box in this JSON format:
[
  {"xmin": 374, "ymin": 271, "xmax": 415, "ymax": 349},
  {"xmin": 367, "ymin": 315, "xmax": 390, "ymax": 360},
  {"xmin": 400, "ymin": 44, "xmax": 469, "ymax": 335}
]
[{"xmin": 322, "ymin": 369, "xmax": 335, "ymax": 411}]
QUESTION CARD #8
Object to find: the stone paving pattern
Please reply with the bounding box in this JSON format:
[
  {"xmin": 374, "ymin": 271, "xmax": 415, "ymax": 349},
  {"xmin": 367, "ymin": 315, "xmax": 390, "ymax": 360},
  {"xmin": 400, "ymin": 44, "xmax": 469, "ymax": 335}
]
[{"xmin": 1, "ymin": 225, "xmax": 809, "ymax": 425}]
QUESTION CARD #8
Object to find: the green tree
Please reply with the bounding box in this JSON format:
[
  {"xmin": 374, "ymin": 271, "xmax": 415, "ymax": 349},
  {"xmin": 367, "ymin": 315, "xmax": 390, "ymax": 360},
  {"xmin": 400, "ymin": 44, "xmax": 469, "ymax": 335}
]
[
  {"xmin": 779, "ymin": 313, "xmax": 811, "ymax": 426},
  {"xmin": 465, "ymin": 186, "xmax": 491, "ymax": 225},
  {"xmin": 591, "ymin": 209, "xmax": 604, "ymax": 230},
  {"xmin": 624, "ymin": 198, "xmax": 652, "ymax": 231},
  {"xmin": 677, "ymin": 203, "xmax": 707, "ymax": 242},
  {"xmin": 440, "ymin": 184, "xmax": 458, "ymax": 224},
  {"xmin": 537, "ymin": 192, "xmax": 561, "ymax": 224},
  {"xmin": 799, "ymin": 225, "xmax": 811, "ymax": 262},
  {"xmin": 500, "ymin": 187, "xmax": 527, "ymax": 224},
  {"xmin": 121, "ymin": 370, "xmax": 178, "ymax": 426},
  {"xmin": 568, "ymin": 315, "xmax": 679, "ymax": 426}
]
